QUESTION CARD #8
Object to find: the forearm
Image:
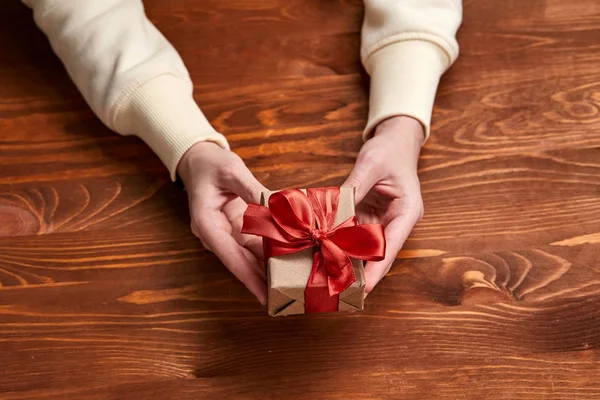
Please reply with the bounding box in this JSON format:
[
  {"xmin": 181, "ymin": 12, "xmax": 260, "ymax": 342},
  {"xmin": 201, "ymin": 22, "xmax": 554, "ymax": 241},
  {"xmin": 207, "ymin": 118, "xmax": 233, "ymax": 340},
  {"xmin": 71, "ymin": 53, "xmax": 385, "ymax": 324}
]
[
  {"xmin": 23, "ymin": 0, "xmax": 228, "ymax": 179},
  {"xmin": 361, "ymin": 0, "xmax": 462, "ymax": 140}
]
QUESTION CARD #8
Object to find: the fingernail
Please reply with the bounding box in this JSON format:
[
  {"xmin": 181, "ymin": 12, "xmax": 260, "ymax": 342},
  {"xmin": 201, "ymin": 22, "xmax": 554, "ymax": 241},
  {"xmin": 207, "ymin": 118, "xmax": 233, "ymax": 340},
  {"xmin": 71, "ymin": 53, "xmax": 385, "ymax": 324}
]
[{"xmin": 258, "ymin": 295, "xmax": 267, "ymax": 306}]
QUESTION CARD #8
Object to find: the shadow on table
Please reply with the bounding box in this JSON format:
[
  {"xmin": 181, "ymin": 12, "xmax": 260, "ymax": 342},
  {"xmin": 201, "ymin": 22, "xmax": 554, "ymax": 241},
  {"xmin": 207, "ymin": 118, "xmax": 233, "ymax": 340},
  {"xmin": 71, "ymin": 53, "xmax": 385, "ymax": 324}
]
[
  {"xmin": 193, "ymin": 312, "xmax": 381, "ymax": 379},
  {"xmin": 192, "ymin": 287, "xmax": 600, "ymax": 390}
]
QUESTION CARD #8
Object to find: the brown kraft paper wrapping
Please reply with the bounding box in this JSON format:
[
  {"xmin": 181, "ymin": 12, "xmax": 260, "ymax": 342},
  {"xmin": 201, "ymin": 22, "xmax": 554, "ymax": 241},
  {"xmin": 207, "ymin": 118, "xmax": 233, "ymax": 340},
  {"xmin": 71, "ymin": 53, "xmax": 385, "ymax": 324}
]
[{"xmin": 261, "ymin": 187, "xmax": 366, "ymax": 317}]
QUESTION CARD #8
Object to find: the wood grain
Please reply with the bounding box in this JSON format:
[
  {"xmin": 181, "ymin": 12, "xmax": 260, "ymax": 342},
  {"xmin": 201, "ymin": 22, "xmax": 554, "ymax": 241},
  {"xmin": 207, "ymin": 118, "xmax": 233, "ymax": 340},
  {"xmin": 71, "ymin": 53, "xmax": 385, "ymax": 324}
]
[{"xmin": 1, "ymin": 0, "xmax": 600, "ymax": 398}]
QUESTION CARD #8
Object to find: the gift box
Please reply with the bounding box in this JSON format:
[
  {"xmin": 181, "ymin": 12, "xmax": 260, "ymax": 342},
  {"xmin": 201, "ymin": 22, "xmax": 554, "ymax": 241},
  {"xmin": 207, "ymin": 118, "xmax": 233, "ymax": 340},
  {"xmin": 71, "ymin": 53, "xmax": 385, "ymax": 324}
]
[{"xmin": 242, "ymin": 186, "xmax": 385, "ymax": 317}]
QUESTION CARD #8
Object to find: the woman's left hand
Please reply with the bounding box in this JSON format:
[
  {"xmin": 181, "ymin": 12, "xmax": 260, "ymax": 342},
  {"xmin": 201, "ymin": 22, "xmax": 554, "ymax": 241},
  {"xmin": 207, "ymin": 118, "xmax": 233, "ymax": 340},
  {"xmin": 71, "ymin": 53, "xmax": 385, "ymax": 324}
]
[{"xmin": 343, "ymin": 116, "xmax": 425, "ymax": 295}]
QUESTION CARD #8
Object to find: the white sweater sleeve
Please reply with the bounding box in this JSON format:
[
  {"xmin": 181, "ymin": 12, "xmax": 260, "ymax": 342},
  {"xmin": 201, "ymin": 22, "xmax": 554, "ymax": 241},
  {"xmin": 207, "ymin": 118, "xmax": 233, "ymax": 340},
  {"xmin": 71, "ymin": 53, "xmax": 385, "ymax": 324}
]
[
  {"xmin": 361, "ymin": 0, "xmax": 462, "ymax": 139},
  {"xmin": 22, "ymin": 0, "xmax": 229, "ymax": 180}
]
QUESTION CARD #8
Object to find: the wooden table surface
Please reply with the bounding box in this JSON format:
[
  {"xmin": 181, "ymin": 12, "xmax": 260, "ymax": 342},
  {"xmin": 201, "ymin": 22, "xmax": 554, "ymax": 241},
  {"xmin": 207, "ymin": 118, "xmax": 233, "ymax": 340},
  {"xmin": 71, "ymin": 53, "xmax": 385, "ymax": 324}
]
[{"xmin": 1, "ymin": 1, "xmax": 600, "ymax": 399}]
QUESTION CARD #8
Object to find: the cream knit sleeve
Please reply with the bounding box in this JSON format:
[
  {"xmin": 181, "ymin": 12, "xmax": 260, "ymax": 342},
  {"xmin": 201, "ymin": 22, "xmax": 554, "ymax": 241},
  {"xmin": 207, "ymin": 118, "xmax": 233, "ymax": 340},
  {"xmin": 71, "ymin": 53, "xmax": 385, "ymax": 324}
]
[
  {"xmin": 22, "ymin": 0, "xmax": 229, "ymax": 180},
  {"xmin": 361, "ymin": 0, "xmax": 462, "ymax": 139}
]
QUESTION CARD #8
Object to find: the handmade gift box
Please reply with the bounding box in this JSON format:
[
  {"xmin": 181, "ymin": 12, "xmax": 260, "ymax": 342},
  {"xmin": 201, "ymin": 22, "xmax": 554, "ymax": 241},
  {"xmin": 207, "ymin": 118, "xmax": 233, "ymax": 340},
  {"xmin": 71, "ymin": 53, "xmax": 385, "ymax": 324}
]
[{"xmin": 242, "ymin": 187, "xmax": 385, "ymax": 316}]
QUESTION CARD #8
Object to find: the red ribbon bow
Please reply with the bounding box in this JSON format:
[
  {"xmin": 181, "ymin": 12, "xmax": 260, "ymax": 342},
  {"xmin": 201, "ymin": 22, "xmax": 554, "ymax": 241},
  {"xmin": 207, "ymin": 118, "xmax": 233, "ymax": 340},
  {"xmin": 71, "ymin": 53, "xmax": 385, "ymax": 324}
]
[{"xmin": 242, "ymin": 187, "xmax": 386, "ymax": 313}]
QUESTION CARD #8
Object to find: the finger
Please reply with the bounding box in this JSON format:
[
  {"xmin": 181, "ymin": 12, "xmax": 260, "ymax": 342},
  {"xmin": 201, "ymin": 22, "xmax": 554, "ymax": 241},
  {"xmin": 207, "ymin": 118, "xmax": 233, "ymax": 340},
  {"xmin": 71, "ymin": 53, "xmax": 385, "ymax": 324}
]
[
  {"xmin": 223, "ymin": 198, "xmax": 264, "ymax": 260},
  {"xmin": 243, "ymin": 235, "xmax": 264, "ymax": 261},
  {"xmin": 342, "ymin": 161, "xmax": 381, "ymax": 204},
  {"xmin": 193, "ymin": 200, "xmax": 264, "ymax": 262},
  {"xmin": 364, "ymin": 213, "xmax": 419, "ymax": 295},
  {"xmin": 222, "ymin": 157, "xmax": 268, "ymax": 204},
  {"xmin": 240, "ymin": 246, "xmax": 266, "ymax": 280},
  {"xmin": 201, "ymin": 226, "xmax": 267, "ymax": 305}
]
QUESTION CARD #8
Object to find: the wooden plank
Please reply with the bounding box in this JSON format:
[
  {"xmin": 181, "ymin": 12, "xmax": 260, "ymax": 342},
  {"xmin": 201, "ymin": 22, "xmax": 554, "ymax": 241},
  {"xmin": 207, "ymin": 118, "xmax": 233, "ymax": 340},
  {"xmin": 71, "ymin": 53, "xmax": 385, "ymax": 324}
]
[
  {"xmin": 2, "ymin": 68, "xmax": 600, "ymax": 184},
  {"xmin": 1, "ymin": 230, "xmax": 600, "ymax": 397},
  {"xmin": 0, "ymin": 176, "xmax": 185, "ymax": 237},
  {"xmin": 2, "ymin": 228, "xmax": 597, "ymax": 294},
  {"xmin": 5, "ymin": 357, "xmax": 600, "ymax": 400},
  {"xmin": 0, "ymin": 0, "xmax": 363, "ymax": 99},
  {"xmin": 2, "ymin": 143, "xmax": 599, "ymax": 253}
]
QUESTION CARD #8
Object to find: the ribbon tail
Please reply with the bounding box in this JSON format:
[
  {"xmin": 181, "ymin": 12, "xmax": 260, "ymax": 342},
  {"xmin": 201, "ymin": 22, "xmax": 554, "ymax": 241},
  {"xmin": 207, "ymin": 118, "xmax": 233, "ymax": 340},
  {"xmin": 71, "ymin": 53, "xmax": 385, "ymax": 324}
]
[
  {"xmin": 304, "ymin": 250, "xmax": 339, "ymax": 314},
  {"xmin": 320, "ymin": 239, "xmax": 356, "ymax": 296}
]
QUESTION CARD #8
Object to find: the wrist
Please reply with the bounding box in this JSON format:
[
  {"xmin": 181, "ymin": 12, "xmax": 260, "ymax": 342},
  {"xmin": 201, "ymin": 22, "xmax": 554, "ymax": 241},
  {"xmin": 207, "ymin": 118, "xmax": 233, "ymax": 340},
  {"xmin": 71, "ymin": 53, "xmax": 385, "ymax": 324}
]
[
  {"xmin": 373, "ymin": 116, "xmax": 424, "ymax": 151},
  {"xmin": 177, "ymin": 141, "xmax": 220, "ymax": 189}
]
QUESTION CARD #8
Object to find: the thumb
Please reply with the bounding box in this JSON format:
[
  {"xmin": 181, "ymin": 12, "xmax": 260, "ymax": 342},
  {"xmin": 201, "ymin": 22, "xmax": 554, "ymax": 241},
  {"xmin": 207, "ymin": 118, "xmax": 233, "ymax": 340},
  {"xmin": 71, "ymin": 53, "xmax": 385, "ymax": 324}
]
[
  {"xmin": 342, "ymin": 162, "xmax": 381, "ymax": 204},
  {"xmin": 224, "ymin": 159, "xmax": 268, "ymax": 204}
]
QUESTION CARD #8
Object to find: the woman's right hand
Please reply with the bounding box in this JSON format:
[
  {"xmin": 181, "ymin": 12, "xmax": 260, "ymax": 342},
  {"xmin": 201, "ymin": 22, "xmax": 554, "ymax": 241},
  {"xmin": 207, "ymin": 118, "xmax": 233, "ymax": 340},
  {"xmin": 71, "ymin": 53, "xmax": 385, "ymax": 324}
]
[{"xmin": 177, "ymin": 142, "xmax": 268, "ymax": 305}]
